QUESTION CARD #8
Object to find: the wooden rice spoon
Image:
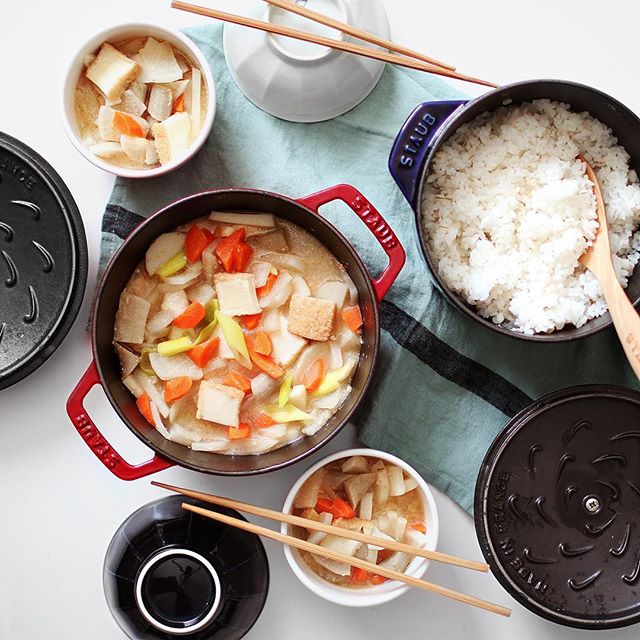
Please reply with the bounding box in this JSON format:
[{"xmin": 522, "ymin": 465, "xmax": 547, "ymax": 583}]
[{"xmin": 580, "ymin": 157, "xmax": 640, "ymax": 379}]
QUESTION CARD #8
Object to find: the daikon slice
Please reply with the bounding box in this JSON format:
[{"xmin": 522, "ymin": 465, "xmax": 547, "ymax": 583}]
[
  {"xmin": 308, "ymin": 512, "xmax": 333, "ymax": 545},
  {"xmin": 387, "ymin": 465, "xmax": 406, "ymax": 497},
  {"xmin": 135, "ymin": 371, "xmax": 170, "ymax": 417},
  {"xmin": 150, "ymin": 401, "xmax": 171, "ymax": 439},
  {"xmin": 210, "ymin": 211, "xmax": 275, "ymax": 228},
  {"xmin": 192, "ymin": 440, "xmax": 230, "ymax": 452},
  {"xmin": 146, "ymin": 309, "xmax": 174, "ymax": 336},
  {"xmin": 250, "ymin": 261, "xmax": 272, "ymax": 288},
  {"xmin": 149, "ymin": 352, "xmax": 203, "ymax": 381},
  {"xmin": 292, "ymin": 275, "xmax": 311, "ymax": 297},
  {"xmin": 379, "ymin": 551, "xmax": 412, "ymax": 574},
  {"xmin": 359, "ymin": 492, "xmax": 373, "ymax": 521},
  {"xmin": 259, "ymin": 271, "xmax": 293, "ymax": 309},
  {"xmin": 317, "ymin": 280, "xmax": 349, "ymax": 308}
]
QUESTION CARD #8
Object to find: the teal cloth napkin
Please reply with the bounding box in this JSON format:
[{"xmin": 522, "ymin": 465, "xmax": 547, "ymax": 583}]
[{"xmin": 101, "ymin": 24, "xmax": 638, "ymax": 513}]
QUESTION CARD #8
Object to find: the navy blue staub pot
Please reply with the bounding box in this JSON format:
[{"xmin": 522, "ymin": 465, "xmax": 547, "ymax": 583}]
[{"xmin": 388, "ymin": 80, "xmax": 640, "ymax": 342}]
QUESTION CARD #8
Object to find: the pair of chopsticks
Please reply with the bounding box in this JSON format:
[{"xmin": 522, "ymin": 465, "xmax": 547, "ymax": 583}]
[
  {"xmin": 152, "ymin": 481, "xmax": 511, "ymax": 618},
  {"xmin": 171, "ymin": 0, "xmax": 498, "ymax": 89}
]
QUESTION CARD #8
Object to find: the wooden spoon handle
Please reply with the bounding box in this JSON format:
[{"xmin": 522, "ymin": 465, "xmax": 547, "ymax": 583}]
[{"xmin": 601, "ymin": 277, "xmax": 640, "ymax": 380}]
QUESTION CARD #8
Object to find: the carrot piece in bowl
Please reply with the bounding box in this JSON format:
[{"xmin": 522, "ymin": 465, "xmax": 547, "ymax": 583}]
[
  {"xmin": 173, "ymin": 301, "xmax": 206, "ymax": 329},
  {"xmin": 113, "ymin": 111, "xmax": 146, "ymax": 138},
  {"xmin": 136, "ymin": 393, "xmax": 154, "ymax": 425},
  {"xmin": 341, "ymin": 305, "xmax": 363, "ymax": 332},
  {"xmin": 188, "ymin": 337, "xmax": 219, "ymax": 368},
  {"xmin": 163, "ymin": 376, "xmax": 193, "ymax": 402}
]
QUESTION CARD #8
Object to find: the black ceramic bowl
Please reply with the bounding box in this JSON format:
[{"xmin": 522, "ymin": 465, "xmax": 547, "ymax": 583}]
[
  {"xmin": 389, "ymin": 80, "xmax": 640, "ymax": 342},
  {"xmin": 104, "ymin": 495, "xmax": 269, "ymax": 639},
  {"xmin": 67, "ymin": 185, "xmax": 405, "ymax": 480},
  {"xmin": 474, "ymin": 385, "xmax": 640, "ymax": 629}
]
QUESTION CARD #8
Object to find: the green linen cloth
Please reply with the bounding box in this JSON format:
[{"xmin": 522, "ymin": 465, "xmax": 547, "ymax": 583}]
[{"xmin": 101, "ymin": 24, "xmax": 638, "ymax": 513}]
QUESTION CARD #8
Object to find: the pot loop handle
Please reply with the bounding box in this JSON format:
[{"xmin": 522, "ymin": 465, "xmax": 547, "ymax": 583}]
[
  {"xmin": 66, "ymin": 361, "xmax": 175, "ymax": 481},
  {"xmin": 388, "ymin": 100, "xmax": 467, "ymax": 209},
  {"xmin": 298, "ymin": 184, "xmax": 406, "ymax": 302}
]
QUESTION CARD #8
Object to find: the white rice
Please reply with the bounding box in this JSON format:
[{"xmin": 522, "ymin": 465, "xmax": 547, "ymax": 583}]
[{"xmin": 421, "ymin": 99, "xmax": 640, "ymax": 334}]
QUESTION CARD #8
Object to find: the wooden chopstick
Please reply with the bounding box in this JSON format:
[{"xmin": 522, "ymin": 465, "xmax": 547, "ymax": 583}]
[
  {"xmin": 181, "ymin": 502, "xmax": 511, "ymax": 617},
  {"xmin": 263, "ymin": 0, "xmax": 455, "ymax": 71},
  {"xmin": 152, "ymin": 481, "xmax": 489, "ymax": 573},
  {"xmin": 170, "ymin": 1, "xmax": 498, "ymax": 89}
]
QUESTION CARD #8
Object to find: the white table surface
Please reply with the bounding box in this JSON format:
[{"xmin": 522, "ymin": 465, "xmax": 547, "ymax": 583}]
[{"xmin": 2, "ymin": 0, "xmax": 639, "ymax": 638}]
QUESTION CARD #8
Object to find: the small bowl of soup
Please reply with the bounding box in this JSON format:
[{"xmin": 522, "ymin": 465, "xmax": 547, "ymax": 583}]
[
  {"xmin": 62, "ymin": 23, "xmax": 215, "ymax": 178},
  {"xmin": 282, "ymin": 448, "xmax": 439, "ymax": 607}
]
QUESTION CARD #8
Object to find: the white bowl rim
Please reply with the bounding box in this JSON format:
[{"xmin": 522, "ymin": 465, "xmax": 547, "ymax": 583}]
[
  {"xmin": 281, "ymin": 447, "xmax": 440, "ymax": 607},
  {"xmin": 60, "ymin": 22, "xmax": 216, "ymax": 179}
]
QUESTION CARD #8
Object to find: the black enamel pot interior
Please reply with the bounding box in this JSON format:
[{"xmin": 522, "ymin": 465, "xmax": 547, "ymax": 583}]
[
  {"xmin": 66, "ymin": 186, "xmax": 405, "ymax": 479},
  {"xmin": 389, "ymin": 80, "xmax": 640, "ymax": 342}
]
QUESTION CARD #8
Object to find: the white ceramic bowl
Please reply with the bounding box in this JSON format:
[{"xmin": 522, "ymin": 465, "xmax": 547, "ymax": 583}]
[
  {"xmin": 223, "ymin": 0, "xmax": 389, "ymax": 123},
  {"xmin": 282, "ymin": 448, "xmax": 439, "ymax": 607},
  {"xmin": 61, "ymin": 23, "xmax": 216, "ymax": 179}
]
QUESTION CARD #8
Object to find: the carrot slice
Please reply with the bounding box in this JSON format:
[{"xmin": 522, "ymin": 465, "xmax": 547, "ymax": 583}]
[
  {"xmin": 242, "ymin": 313, "xmax": 262, "ymax": 330},
  {"xmin": 331, "ymin": 497, "xmax": 356, "ymax": 519},
  {"xmin": 136, "ymin": 393, "xmax": 154, "ymax": 425},
  {"xmin": 341, "ymin": 305, "xmax": 363, "ymax": 332},
  {"xmin": 315, "ymin": 497, "xmax": 334, "ymax": 514},
  {"xmin": 113, "ymin": 111, "xmax": 145, "ymax": 138},
  {"xmin": 410, "ymin": 521, "xmax": 427, "ymax": 533},
  {"xmin": 173, "ymin": 301, "xmax": 206, "ymax": 329},
  {"xmin": 188, "ymin": 337, "xmax": 220, "ymax": 368},
  {"xmin": 223, "ymin": 371, "xmax": 252, "ymax": 394},
  {"xmin": 254, "ymin": 413, "xmax": 276, "ymax": 428},
  {"xmin": 246, "ymin": 334, "xmax": 283, "ymax": 379},
  {"xmin": 302, "ymin": 358, "xmax": 325, "ymax": 392},
  {"xmin": 377, "ymin": 548, "xmax": 393, "ymax": 563},
  {"xmin": 185, "ymin": 225, "xmax": 210, "ymax": 264},
  {"xmin": 202, "ymin": 228, "xmax": 216, "ymax": 244},
  {"xmin": 173, "ymin": 93, "xmax": 185, "ymax": 113},
  {"xmin": 315, "ymin": 496, "xmax": 356, "ymax": 520},
  {"xmin": 228, "ymin": 423, "xmax": 251, "ymax": 439},
  {"xmin": 253, "ymin": 331, "xmax": 272, "ymax": 356},
  {"xmin": 215, "ymin": 229, "xmax": 253, "ymax": 273},
  {"xmin": 372, "ymin": 575, "xmax": 388, "ymax": 585},
  {"xmin": 256, "ymin": 272, "xmax": 277, "ymax": 297},
  {"xmin": 351, "ymin": 567, "xmax": 371, "ymax": 584},
  {"xmin": 163, "ymin": 376, "xmax": 193, "ymax": 402}
]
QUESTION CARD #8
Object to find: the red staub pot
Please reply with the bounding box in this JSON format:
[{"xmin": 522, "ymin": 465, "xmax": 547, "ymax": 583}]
[{"xmin": 67, "ymin": 185, "xmax": 405, "ymax": 479}]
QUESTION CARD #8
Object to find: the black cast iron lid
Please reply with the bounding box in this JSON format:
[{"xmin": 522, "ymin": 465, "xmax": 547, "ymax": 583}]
[
  {"xmin": 475, "ymin": 385, "xmax": 640, "ymax": 629},
  {"xmin": 0, "ymin": 132, "xmax": 87, "ymax": 390}
]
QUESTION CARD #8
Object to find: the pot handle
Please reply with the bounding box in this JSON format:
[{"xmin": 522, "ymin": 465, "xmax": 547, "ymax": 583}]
[
  {"xmin": 388, "ymin": 100, "xmax": 467, "ymax": 208},
  {"xmin": 66, "ymin": 361, "xmax": 175, "ymax": 481},
  {"xmin": 298, "ymin": 184, "xmax": 406, "ymax": 301}
]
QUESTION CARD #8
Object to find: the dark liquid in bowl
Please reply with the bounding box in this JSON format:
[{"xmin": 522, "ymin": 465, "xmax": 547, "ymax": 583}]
[{"xmin": 141, "ymin": 552, "xmax": 217, "ymax": 629}]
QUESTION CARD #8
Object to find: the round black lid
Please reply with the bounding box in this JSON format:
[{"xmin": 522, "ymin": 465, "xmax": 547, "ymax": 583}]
[
  {"xmin": 474, "ymin": 385, "xmax": 640, "ymax": 630},
  {"xmin": 0, "ymin": 132, "xmax": 87, "ymax": 390},
  {"xmin": 104, "ymin": 496, "xmax": 270, "ymax": 640}
]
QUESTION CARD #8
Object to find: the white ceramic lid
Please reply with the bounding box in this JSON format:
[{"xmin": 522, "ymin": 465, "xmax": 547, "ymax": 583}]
[{"xmin": 223, "ymin": 0, "xmax": 390, "ymax": 123}]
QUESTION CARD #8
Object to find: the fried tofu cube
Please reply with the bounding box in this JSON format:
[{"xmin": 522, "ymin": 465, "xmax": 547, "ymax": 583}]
[
  {"xmin": 214, "ymin": 273, "xmax": 261, "ymax": 316},
  {"xmin": 288, "ymin": 294, "xmax": 336, "ymax": 341},
  {"xmin": 86, "ymin": 43, "xmax": 140, "ymax": 102},
  {"xmin": 152, "ymin": 112, "xmax": 191, "ymax": 165},
  {"xmin": 196, "ymin": 381, "xmax": 244, "ymax": 427}
]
